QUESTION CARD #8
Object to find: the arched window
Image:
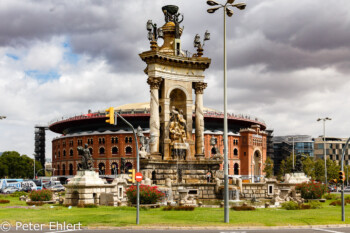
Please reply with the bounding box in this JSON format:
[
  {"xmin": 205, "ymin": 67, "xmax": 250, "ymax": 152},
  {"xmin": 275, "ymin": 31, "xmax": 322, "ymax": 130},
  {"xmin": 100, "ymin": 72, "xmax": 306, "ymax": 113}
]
[
  {"xmin": 69, "ymin": 164, "xmax": 73, "ymax": 175},
  {"xmin": 99, "ymin": 147, "xmax": 105, "ymax": 155},
  {"xmin": 77, "ymin": 163, "xmax": 82, "ymax": 171},
  {"xmin": 111, "ymin": 137, "xmax": 119, "ymax": 144},
  {"xmin": 63, "ymin": 150, "xmax": 66, "ymax": 157},
  {"xmin": 98, "ymin": 163, "xmax": 105, "ymax": 175},
  {"xmin": 111, "ymin": 162, "xmax": 118, "ymax": 175},
  {"xmin": 89, "ymin": 148, "xmax": 93, "ymax": 156},
  {"xmin": 57, "ymin": 165, "xmax": 60, "ymax": 175},
  {"xmin": 125, "ymin": 137, "xmax": 128, "ymax": 143},
  {"xmin": 62, "ymin": 164, "xmax": 66, "ymax": 175},
  {"xmin": 234, "ymin": 163, "xmax": 239, "ymax": 175},
  {"xmin": 58, "ymin": 151, "xmax": 60, "ymax": 158},
  {"xmin": 112, "ymin": 147, "xmax": 118, "ymax": 155},
  {"xmin": 129, "ymin": 137, "xmax": 132, "ymax": 143},
  {"xmin": 126, "ymin": 146, "xmax": 132, "ymax": 155},
  {"xmin": 211, "ymin": 147, "xmax": 217, "ymax": 155},
  {"xmin": 69, "ymin": 149, "xmax": 73, "ymax": 157},
  {"xmin": 234, "ymin": 148, "xmax": 238, "ymax": 156}
]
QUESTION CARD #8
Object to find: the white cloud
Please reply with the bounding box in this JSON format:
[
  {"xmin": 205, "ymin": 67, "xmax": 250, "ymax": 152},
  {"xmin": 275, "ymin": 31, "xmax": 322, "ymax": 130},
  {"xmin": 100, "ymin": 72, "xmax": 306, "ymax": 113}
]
[
  {"xmin": 1, "ymin": 0, "xmax": 350, "ymax": 159},
  {"xmin": 23, "ymin": 40, "xmax": 64, "ymax": 71}
]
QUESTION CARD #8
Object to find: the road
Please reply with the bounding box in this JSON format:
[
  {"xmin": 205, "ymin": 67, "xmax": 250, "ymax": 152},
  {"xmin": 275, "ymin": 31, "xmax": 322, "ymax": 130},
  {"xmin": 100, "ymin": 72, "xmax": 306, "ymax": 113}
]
[{"xmin": 3, "ymin": 227, "xmax": 350, "ymax": 233}]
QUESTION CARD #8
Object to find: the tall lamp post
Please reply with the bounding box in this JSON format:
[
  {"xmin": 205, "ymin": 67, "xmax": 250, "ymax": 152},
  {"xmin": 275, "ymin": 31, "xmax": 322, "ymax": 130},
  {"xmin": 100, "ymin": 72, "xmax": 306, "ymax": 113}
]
[
  {"xmin": 206, "ymin": 0, "xmax": 246, "ymax": 223},
  {"xmin": 317, "ymin": 117, "xmax": 332, "ymax": 186},
  {"xmin": 287, "ymin": 136, "xmax": 295, "ymax": 171}
]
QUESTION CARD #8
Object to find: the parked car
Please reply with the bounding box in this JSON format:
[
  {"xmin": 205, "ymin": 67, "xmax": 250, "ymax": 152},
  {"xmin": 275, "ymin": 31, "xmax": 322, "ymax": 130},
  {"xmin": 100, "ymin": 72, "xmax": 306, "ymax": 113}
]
[
  {"xmin": 50, "ymin": 185, "xmax": 65, "ymax": 192},
  {"xmin": 2, "ymin": 186, "xmax": 21, "ymax": 194},
  {"xmin": 343, "ymin": 187, "xmax": 350, "ymax": 192},
  {"xmin": 20, "ymin": 186, "xmax": 34, "ymax": 192},
  {"xmin": 328, "ymin": 185, "xmax": 336, "ymax": 192}
]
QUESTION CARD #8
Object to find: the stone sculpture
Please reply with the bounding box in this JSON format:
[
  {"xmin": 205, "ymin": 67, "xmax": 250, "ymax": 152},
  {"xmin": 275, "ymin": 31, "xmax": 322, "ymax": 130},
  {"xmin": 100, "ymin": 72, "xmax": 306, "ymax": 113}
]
[
  {"xmin": 294, "ymin": 154, "xmax": 307, "ymax": 173},
  {"xmin": 77, "ymin": 144, "xmax": 94, "ymax": 170},
  {"xmin": 169, "ymin": 106, "xmax": 187, "ymax": 143},
  {"xmin": 120, "ymin": 158, "xmax": 126, "ymax": 174}
]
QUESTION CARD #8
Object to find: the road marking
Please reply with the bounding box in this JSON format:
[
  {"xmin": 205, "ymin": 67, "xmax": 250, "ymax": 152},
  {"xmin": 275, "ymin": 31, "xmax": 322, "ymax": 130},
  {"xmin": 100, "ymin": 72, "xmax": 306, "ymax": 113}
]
[{"xmin": 314, "ymin": 228, "xmax": 345, "ymax": 233}]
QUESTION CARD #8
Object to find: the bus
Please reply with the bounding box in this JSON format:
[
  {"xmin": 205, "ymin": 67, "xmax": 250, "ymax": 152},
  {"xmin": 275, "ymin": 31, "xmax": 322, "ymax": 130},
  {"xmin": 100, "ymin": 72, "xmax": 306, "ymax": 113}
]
[{"xmin": 0, "ymin": 179, "xmax": 23, "ymax": 191}]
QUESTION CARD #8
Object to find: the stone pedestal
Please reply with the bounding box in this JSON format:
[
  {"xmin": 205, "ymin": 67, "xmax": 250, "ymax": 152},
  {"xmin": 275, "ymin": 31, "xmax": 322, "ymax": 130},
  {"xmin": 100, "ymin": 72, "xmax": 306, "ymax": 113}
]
[
  {"xmin": 64, "ymin": 170, "xmax": 117, "ymax": 206},
  {"xmin": 284, "ymin": 172, "xmax": 310, "ymax": 184}
]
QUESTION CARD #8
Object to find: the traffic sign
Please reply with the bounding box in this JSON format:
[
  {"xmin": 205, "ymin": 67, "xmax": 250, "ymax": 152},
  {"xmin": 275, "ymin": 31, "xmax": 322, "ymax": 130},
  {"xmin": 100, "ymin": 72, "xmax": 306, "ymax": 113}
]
[{"xmin": 135, "ymin": 172, "xmax": 143, "ymax": 182}]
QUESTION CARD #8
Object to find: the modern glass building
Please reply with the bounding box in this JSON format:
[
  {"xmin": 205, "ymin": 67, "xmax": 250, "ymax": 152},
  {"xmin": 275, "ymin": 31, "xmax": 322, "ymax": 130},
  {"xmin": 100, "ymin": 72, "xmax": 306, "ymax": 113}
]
[{"xmin": 272, "ymin": 135, "xmax": 314, "ymax": 175}]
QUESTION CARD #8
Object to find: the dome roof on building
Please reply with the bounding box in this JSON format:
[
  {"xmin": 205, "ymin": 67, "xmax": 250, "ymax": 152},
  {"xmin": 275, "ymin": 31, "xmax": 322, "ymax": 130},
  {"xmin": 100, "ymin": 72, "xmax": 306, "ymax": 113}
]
[{"xmin": 114, "ymin": 102, "xmax": 218, "ymax": 112}]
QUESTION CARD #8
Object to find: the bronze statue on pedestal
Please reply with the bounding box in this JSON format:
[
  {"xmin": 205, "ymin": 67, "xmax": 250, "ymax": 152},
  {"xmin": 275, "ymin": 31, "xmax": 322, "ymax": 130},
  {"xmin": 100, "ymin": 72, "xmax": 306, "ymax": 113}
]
[{"xmin": 77, "ymin": 144, "xmax": 94, "ymax": 171}]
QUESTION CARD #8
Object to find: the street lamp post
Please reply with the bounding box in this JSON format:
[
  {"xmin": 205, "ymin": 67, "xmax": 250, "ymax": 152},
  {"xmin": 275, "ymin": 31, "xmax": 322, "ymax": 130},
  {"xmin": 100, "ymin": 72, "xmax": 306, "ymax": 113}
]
[
  {"xmin": 207, "ymin": 0, "xmax": 246, "ymax": 223},
  {"xmin": 292, "ymin": 137, "xmax": 295, "ymax": 171},
  {"xmin": 36, "ymin": 169, "xmax": 45, "ymax": 178},
  {"xmin": 287, "ymin": 136, "xmax": 295, "ymax": 171},
  {"xmin": 317, "ymin": 117, "xmax": 332, "ymax": 186}
]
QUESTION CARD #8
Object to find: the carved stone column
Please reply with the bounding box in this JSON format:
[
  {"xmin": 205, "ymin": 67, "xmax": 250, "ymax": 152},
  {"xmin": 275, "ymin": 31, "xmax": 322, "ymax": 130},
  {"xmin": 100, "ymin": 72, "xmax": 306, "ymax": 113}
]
[
  {"xmin": 194, "ymin": 82, "xmax": 207, "ymax": 159},
  {"xmin": 147, "ymin": 77, "xmax": 162, "ymax": 155}
]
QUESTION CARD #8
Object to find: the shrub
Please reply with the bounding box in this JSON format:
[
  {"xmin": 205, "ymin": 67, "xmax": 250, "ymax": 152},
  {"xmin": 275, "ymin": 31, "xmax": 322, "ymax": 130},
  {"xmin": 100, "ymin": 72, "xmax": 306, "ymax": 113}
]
[
  {"xmin": 330, "ymin": 200, "xmax": 350, "ymax": 206},
  {"xmin": 281, "ymin": 201, "xmax": 299, "ymax": 210},
  {"xmin": 26, "ymin": 201, "xmax": 44, "ymax": 206},
  {"xmin": 10, "ymin": 191, "xmax": 28, "ymax": 197},
  {"xmin": 162, "ymin": 206, "xmax": 195, "ymax": 211},
  {"xmin": 29, "ymin": 189, "xmax": 53, "ymax": 201},
  {"xmin": 324, "ymin": 193, "xmax": 337, "ymax": 200},
  {"xmin": 330, "ymin": 200, "xmax": 343, "ymax": 206},
  {"xmin": 174, "ymin": 206, "xmax": 195, "ymax": 211},
  {"xmin": 0, "ymin": 199, "xmax": 10, "ymax": 204},
  {"xmin": 126, "ymin": 185, "xmax": 165, "ymax": 204},
  {"xmin": 231, "ymin": 205, "xmax": 255, "ymax": 211},
  {"xmin": 308, "ymin": 200, "xmax": 322, "ymax": 209},
  {"xmin": 300, "ymin": 204, "xmax": 311, "ymax": 209},
  {"xmin": 162, "ymin": 206, "xmax": 173, "ymax": 211},
  {"xmin": 296, "ymin": 181, "xmax": 327, "ymax": 199},
  {"xmin": 77, "ymin": 203, "xmax": 98, "ymax": 208}
]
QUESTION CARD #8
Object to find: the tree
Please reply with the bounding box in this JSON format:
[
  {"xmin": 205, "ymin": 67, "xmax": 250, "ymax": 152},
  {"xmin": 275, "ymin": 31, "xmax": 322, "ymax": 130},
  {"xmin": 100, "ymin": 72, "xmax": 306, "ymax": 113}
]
[
  {"xmin": 302, "ymin": 155, "xmax": 315, "ymax": 178},
  {"xmin": 263, "ymin": 156, "xmax": 274, "ymax": 178},
  {"xmin": 327, "ymin": 159, "xmax": 340, "ymax": 181},
  {"xmin": 0, "ymin": 151, "xmax": 42, "ymax": 178},
  {"xmin": 314, "ymin": 159, "xmax": 325, "ymax": 182},
  {"xmin": 277, "ymin": 155, "xmax": 294, "ymax": 180}
]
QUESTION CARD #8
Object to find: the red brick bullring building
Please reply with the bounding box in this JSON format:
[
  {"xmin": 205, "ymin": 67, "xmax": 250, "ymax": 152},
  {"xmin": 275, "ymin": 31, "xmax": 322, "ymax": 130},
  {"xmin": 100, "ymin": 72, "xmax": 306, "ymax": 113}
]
[{"xmin": 49, "ymin": 103, "xmax": 267, "ymax": 181}]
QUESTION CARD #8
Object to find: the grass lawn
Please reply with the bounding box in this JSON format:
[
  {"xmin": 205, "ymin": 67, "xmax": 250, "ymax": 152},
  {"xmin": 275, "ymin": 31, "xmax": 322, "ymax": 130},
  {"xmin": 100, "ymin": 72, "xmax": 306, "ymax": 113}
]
[{"xmin": 1, "ymin": 195, "xmax": 350, "ymax": 227}]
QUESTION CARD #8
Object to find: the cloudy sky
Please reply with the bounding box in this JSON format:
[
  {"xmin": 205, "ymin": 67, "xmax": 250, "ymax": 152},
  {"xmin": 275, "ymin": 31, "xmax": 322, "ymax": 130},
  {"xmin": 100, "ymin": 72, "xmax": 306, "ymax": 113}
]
[{"xmin": 0, "ymin": 0, "xmax": 350, "ymax": 158}]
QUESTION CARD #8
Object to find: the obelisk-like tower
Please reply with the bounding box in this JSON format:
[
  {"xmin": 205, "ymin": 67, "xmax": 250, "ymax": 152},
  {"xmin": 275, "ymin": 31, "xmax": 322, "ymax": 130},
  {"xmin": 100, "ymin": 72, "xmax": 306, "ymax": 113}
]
[{"xmin": 139, "ymin": 5, "xmax": 211, "ymax": 161}]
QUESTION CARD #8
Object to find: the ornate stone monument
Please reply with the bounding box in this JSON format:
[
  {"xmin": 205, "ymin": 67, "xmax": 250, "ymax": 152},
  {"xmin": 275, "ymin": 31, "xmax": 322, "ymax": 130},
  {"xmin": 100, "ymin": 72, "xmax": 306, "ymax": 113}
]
[
  {"xmin": 64, "ymin": 146, "xmax": 119, "ymax": 206},
  {"xmin": 284, "ymin": 154, "xmax": 310, "ymax": 184},
  {"xmin": 139, "ymin": 5, "xmax": 223, "ymax": 201}
]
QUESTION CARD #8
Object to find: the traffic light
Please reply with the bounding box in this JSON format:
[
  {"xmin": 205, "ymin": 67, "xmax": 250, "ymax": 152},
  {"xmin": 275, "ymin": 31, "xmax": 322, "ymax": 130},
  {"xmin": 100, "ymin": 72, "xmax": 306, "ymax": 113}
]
[
  {"xmin": 128, "ymin": 169, "xmax": 135, "ymax": 183},
  {"xmin": 105, "ymin": 107, "xmax": 115, "ymax": 125},
  {"xmin": 339, "ymin": 171, "xmax": 345, "ymax": 182}
]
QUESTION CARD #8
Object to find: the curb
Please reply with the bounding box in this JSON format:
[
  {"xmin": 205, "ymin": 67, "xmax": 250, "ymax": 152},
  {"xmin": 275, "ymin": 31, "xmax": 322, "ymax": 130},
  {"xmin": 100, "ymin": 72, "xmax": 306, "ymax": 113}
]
[{"xmin": 86, "ymin": 224, "xmax": 350, "ymax": 230}]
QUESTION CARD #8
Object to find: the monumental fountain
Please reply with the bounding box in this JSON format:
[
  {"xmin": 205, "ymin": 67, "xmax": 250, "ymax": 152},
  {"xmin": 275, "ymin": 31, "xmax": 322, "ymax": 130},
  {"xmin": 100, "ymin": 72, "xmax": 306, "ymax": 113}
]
[{"xmin": 139, "ymin": 5, "xmax": 226, "ymax": 203}]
